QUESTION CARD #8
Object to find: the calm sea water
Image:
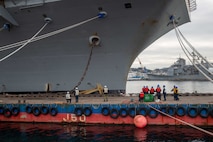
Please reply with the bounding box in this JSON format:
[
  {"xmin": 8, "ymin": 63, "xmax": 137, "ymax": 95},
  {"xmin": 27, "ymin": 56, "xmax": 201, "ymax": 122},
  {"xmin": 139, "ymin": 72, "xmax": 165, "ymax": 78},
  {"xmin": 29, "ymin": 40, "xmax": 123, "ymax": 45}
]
[
  {"xmin": 0, "ymin": 123, "xmax": 212, "ymax": 142},
  {"xmin": 126, "ymin": 80, "xmax": 213, "ymax": 94}
]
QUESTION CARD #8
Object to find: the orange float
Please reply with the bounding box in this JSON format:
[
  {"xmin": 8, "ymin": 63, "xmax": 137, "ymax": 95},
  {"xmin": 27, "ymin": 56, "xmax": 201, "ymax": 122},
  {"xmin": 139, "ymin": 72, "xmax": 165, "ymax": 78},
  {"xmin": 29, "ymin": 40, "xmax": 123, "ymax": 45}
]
[{"xmin": 134, "ymin": 115, "xmax": 147, "ymax": 128}]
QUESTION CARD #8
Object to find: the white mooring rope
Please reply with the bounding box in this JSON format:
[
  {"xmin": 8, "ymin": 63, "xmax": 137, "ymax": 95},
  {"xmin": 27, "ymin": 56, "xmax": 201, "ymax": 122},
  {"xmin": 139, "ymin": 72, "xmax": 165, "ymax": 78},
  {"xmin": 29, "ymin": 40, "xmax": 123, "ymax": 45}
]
[
  {"xmin": 172, "ymin": 20, "xmax": 213, "ymax": 83},
  {"xmin": 0, "ymin": 22, "xmax": 49, "ymax": 62}
]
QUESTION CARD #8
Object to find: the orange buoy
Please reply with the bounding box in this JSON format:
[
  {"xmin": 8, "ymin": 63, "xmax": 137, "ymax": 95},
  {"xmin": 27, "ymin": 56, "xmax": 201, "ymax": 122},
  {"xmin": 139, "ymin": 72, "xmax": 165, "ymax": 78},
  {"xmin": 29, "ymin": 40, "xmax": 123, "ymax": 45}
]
[{"xmin": 134, "ymin": 115, "xmax": 147, "ymax": 128}]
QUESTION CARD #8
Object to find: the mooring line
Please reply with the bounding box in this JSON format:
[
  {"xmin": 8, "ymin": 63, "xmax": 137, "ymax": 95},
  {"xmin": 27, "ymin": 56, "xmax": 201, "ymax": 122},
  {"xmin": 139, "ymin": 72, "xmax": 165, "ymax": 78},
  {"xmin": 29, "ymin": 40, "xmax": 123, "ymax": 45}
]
[
  {"xmin": 147, "ymin": 104, "xmax": 213, "ymax": 136},
  {"xmin": 0, "ymin": 22, "xmax": 49, "ymax": 62}
]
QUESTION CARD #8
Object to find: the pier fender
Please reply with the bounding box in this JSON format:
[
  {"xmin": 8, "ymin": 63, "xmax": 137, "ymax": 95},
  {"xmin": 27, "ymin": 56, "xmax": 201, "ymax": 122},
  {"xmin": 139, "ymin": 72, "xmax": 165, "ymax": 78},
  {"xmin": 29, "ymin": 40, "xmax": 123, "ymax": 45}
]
[
  {"xmin": 166, "ymin": 105, "xmax": 176, "ymax": 116},
  {"xmin": 148, "ymin": 106, "xmax": 158, "ymax": 118},
  {"xmin": 128, "ymin": 107, "xmax": 136, "ymax": 118},
  {"xmin": 26, "ymin": 105, "xmax": 33, "ymax": 114},
  {"xmin": 176, "ymin": 105, "xmax": 186, "ymax": 117},
  {"xmin": 110, "ymin": 108, "xmax": 119, "ymax": 119},
  {"xmin": 83, "ymin": 107, "xmax": 92, "ymax": 116},
  {"xmin": 159, "ymin": 105, "xmax": 167, "ymax": 116},
  {"xmin": 187, "ymin": 106, "xmax": 198, "ymax": 118},
  {"xmin": 3, "ymin": 108, "xmax": 12, "ymax": 118},
  {"xmin": 11, "ymin": 106, "xmax": 20, "ymax": 116},
  {"xmin": 138, "ymin": 107, "xmax": 148, "ymax": 116},
  {"xmin": 119, "ymin": 108, "xmax": 128, "ymax": 118},
  {"xmin": 74, "ymin": 107, "xmax": 83, "ymax": 116},
  {"xmin": 210, "ymin": 106, "xmax": 213, "ymax": 118},
  {"xmin": 41, "ymin": 105, "xmax": 49, "ymax": 115},
  {"xmin": 134, "ymin": 115, "xmax": 147, "ymax": 128},
  {"xmin": 33, "ymin": 106, "xmax": 41, "ymax": 116},
  {"xmin": 199, "ymin": 106, "xmax": 209, "ymax": 118},
  {"xmin": 0, "ymin": 106, "xmax": 4, "ymax": 114},
  {"xmin": 101, "ymin": 107, "xmax": 110, "ymax": 116},
  {"xmin": 50, "ymin": 107, "xmax": 58, "ymax": 116}
]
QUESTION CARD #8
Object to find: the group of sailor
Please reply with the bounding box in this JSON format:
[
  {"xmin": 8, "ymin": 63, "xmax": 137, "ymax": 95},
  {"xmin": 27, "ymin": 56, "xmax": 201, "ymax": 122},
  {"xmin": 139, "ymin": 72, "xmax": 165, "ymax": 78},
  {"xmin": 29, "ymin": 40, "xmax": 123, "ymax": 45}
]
[
  {"xmin": 139, "ymin": 85, "xmax": 179, "ymax": 102},
  {"xmin": 65, "ymin": 87, "xmax": 79, "ymax": 103},
  {"xmin": 139, "ymin": 85, "xmax": 167, "ymax": 102},
  {"xmin": 65, "ymin": 85, "xmax": 109, "ymax": 103}
]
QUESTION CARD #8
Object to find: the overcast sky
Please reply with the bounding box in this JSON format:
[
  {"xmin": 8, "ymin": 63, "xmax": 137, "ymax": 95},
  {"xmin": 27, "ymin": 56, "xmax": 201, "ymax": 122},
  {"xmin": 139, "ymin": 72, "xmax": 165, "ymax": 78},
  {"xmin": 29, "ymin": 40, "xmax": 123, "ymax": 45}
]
[{"xmin": 131, "ymin": 0, "xmax": 213, "ymax": 70}]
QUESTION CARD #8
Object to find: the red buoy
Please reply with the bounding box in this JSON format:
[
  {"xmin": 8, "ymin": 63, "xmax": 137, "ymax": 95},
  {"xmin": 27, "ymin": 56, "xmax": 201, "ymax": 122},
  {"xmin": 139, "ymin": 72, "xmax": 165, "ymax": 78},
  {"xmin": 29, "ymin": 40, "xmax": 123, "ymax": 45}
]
[{"xmin": 134, "ymin": 115, "xmax": 147, "ymax": 128}]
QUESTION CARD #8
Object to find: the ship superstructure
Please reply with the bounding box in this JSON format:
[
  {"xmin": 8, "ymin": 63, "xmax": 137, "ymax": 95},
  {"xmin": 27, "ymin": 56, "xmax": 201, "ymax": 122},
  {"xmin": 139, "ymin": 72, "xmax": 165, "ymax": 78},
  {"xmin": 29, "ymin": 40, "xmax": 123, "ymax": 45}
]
[{"xmin": 0, "ymin": 0, "xmax": 194, "ymax": 93}]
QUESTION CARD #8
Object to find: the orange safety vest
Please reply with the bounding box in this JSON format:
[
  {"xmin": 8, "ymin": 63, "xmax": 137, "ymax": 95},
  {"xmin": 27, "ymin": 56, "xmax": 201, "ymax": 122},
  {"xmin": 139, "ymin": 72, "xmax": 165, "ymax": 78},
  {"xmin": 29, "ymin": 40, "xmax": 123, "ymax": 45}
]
[
  {"xmin": 139, "ymin": 92, "xmax": 144, "ymax": 98},
  {"xmin": 150, "ymin": 88, "xmax": 154, "ymax": 94},
  {"xmin": 156, "ymin": 87, "xmax": 161, "ymax": 93}
]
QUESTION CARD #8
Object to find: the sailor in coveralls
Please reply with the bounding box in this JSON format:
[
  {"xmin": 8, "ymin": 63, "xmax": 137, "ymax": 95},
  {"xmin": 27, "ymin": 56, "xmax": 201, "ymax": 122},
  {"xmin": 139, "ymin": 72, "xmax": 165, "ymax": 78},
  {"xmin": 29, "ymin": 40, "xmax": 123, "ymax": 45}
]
[
  {"xmin": 74, "ymin": 87, "xmax": 79, "ymax": 103},
  {"xmin": 66, "ymin": 91, "xmax": 71, "ymax": 103},
  {"xmin": 103, "ymin": 85, "xmax": 108, "ymax": 102}
]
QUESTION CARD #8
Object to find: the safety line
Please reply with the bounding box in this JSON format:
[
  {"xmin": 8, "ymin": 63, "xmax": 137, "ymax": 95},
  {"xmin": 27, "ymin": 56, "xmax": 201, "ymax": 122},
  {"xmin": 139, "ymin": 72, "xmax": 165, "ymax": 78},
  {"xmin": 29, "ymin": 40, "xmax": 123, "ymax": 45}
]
[
  {"xmin": 147, "ymin": 104, "xmax": 213, "ymax": 136},
  {"xmin": 0, "ymin": 22, "xmax": 49, "ymax": 62}
]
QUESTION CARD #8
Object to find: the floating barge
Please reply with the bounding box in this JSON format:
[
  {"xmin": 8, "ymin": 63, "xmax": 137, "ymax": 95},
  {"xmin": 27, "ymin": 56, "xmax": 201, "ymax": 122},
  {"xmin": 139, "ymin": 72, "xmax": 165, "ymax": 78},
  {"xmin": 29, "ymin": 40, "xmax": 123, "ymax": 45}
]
[{"xmin": 0, "ymin": 93, "xmax": 213, "ymax": 126}]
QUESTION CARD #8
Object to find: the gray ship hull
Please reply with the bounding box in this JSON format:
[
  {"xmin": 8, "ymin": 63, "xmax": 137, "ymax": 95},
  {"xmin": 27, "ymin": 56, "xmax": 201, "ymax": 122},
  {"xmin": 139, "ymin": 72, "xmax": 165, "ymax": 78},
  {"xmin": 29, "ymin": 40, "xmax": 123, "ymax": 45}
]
[{"xmin": 0, "ymin": 0, "xmax": 191, "ymax": 93}]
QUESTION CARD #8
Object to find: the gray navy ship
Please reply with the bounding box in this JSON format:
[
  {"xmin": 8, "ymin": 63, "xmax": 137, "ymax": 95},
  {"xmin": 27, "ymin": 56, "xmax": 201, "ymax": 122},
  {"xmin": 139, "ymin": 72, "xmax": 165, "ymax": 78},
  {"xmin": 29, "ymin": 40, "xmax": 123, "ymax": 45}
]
[
  {"xmin": 147, "ymin": 58, "xmax": 213, "ymax": 81},
  {"xmin": 0, "ymin": 0, "xmax": 196, "ymax": 93}
]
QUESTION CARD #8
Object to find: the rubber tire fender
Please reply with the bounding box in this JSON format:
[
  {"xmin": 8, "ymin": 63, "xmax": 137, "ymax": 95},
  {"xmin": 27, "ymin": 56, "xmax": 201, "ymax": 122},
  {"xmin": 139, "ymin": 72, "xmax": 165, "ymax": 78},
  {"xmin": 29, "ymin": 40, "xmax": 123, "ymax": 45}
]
[
  {"xmin": 101, "ymin": 107, "xmax": 110, "ymax": 116},
  {"xmin": 33, "ymin": 106, "xmax": 41, "ymax": 116},
  {"xmin": 128, "ymin": 108, "xmax": 136, "ymax": 118},
  {"xmin": 159, "ymin": 106, "xmax": 167, "ymax": 116},
  {"xmin": 26, "ymin": 105, "xmax": 32, "ymax": 114},
  {"xmin": 4, "ymin": 108, "xmax": 12, "ymax": 118},
  {"xmin": 11, "ymin": 106, "xmax": 20, "ymax": 116},
  {"xmin": 110, "ymin": 108, "xmax": 119, "ymax": 119},
  {"xmin": 166, "ymin": 106, "xmax": 176, "ymax": 116},
  {"xmin": 0, "ymin": 106, "xmax": 4, "ymax": 114},
  {"xmin": 210, "ymin": 108, "xmax": 213, "ymax": 117},
  {"xmin": 138, "ymin": 107, "xmax": 148, "ymax": 116},
  {"xmin": 199, "ymin": 107, "xmax": 209, "ymax": 118},
  {"xmin": 187, "ymin": 107, "xmax": 198, "ymax": 118},
  {"xmin": 74, "ymin": 107, "xmax": 83, "ymax": 116},
  {"xmin": 83, "ymin": 107, "xmax": 92, "ymax": 116},
  {"xmin": 50, "ymin": 107, "xmax": 58, "ymax": 116},
  {"xmin": 148, "ymin": 108, "xmax": 158, "ymax": 118},
  {"xmin": 176, "ymin": 106, "xmax": 186, "ymax": 117},
  {"xmin": 119, "ymin": 108, "xmax": 128, "ymax": 118},
  {"xmin": 41, "ymin": 106, "xmax": 49, "ymax": 115}
]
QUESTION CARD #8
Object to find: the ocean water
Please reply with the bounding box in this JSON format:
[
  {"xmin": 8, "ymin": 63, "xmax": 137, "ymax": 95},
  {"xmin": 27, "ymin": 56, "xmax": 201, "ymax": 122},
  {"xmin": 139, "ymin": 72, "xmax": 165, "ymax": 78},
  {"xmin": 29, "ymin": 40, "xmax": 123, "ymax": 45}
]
[
  {"xmin": 126, "ymin": 80, "xmax": 213, "ymax": 94},
  {"xmin": 0, "ymin": 123, "xmax": 212, "ymax": 142}
]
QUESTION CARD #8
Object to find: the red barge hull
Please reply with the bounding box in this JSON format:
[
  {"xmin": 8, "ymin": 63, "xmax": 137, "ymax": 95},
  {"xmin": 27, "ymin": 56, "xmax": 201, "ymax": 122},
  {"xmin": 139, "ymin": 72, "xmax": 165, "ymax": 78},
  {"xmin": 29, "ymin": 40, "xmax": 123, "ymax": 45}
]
[{"xmin": 0, "ymin": 103, "xmax": 212, "ymax": 126}]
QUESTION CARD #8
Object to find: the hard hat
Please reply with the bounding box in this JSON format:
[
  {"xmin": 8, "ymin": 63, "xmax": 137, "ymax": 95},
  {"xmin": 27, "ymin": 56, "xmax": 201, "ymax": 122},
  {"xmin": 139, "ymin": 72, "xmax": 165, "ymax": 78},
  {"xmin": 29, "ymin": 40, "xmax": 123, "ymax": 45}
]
[
  {"xmin": 104, "ymin": 85, "xmax": 107, "ymax": 88},
  {"xmin": 75, "ymin": 87, "xmax": 78, "ymax": 90},
  {"xmin": 67, "ymin": 91, "xmax": 69, "ymax": 93}
]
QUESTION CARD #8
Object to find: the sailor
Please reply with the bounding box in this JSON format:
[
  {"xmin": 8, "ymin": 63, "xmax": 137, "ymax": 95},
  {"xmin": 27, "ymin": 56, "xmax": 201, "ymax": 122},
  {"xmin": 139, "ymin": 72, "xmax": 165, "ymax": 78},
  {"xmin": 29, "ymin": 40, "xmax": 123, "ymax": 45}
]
[
  {"xmin": 142, "ymin": 86, "xmax": 145, "ymax": 93},
  {"xmin": 163, "ymin": 85, "xmax": 167, "ymax": 101},
  {"xmin": 144, "ymin": 86, "xmax": 149, "ymax": 94},
  {"xmin": 103, "ymin": 85, "xmax": 108, "ymax": 102},
  {"xmin": 174, "ymin": 86, "xmax": 179, "ymax": 101},
  {"xmin": 66, "ymin": 91, "xmax": 71, "ymax": 103},
  {"xmin": 74, "ymin": 87, "xmax": 79, "ymax": 103},
  {"xmin": 139, "ymin": 91, "xmax": 144, "ymax": 102},
  {"xmin": 150, "ymin": 86, "xmax": 155, "ymax": 94},
  {"xmin": 156, "ymin": 85, "xmax": 161, "ymax": 100},
  {"xmin": 171, "ymin": 85, "xmax": 179, "ymax": 101}
]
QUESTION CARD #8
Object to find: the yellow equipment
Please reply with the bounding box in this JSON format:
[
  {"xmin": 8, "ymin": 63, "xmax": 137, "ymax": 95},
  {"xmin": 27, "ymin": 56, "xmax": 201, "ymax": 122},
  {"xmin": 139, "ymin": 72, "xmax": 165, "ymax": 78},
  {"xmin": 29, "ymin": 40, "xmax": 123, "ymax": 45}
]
[{"xmin": 79, "ymin": 83, "xmax": 103, "ymax": 95}]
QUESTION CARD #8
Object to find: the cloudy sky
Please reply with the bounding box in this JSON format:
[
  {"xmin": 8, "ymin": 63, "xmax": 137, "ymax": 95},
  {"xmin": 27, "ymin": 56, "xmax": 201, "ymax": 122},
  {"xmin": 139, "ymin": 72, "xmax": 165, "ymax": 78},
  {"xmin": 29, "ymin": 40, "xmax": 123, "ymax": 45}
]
[{"xmin": 131, "ymin": 0, "xmax": 213, "ymax": 70}]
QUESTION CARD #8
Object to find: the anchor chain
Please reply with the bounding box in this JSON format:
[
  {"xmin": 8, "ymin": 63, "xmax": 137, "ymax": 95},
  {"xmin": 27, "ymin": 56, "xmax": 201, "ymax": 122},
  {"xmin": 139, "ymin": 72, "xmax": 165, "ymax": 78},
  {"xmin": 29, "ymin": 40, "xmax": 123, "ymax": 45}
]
[{"xmin": 72, "ymin": 46, "xmax": 94, "ymax": 91}]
